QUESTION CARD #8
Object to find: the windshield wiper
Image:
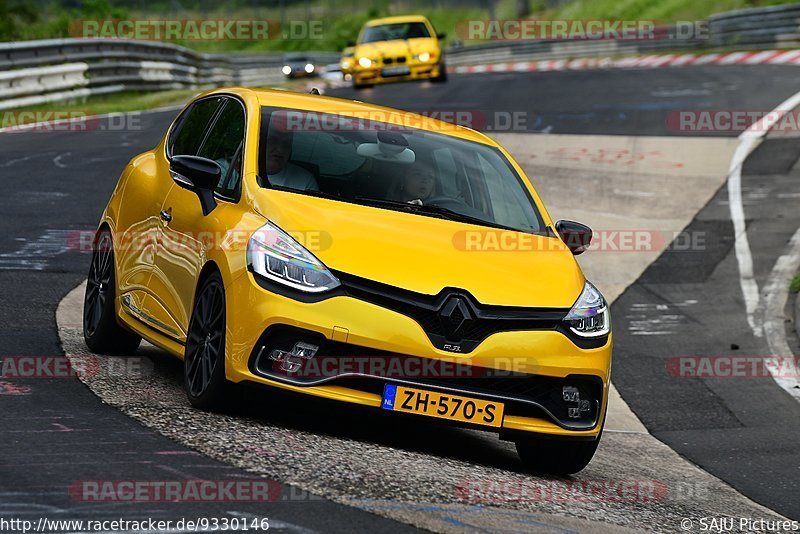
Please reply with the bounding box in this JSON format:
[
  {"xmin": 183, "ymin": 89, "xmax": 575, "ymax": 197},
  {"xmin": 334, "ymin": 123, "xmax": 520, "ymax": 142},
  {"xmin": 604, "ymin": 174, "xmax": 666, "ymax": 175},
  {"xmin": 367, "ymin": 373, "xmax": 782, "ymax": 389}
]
[{"xmin": 353, "ymin": 196, "xmax": 521, "ymax": 232}]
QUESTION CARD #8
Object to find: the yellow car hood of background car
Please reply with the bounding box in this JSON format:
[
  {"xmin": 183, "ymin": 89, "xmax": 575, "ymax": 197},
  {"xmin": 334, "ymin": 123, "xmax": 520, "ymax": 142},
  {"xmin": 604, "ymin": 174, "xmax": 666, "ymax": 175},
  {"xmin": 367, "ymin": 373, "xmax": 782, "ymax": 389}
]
[{"xmin": 252, "ymin": 189, "xmax": 584, "ymax": 308}]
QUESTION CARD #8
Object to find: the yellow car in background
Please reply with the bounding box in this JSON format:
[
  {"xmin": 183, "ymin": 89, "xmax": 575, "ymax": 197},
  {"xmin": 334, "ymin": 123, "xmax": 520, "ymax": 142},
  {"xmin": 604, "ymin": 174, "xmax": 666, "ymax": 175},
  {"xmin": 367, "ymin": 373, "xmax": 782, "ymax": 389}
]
[
  {"xmin": 83, "ymin": 87, "xmax": 610, "ymax": 475},
  {"xmin": 349, "ymin": 15, "xmax": 447, "ymax": 89}
]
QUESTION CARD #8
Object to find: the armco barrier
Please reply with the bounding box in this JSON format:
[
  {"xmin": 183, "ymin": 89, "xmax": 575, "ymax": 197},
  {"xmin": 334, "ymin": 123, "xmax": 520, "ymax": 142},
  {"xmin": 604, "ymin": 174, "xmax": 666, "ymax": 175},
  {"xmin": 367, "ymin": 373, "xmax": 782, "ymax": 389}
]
[
  {"xmin": 709, "ymin": 3, "xmax": 800, "ymax": 49},
  {"xmin": 447, "ymin": 3, "xmax": 799, "ymax": 67},
  {"xmin": 0, "ymin": 38, "xmax": 338, "ymax": 110}
]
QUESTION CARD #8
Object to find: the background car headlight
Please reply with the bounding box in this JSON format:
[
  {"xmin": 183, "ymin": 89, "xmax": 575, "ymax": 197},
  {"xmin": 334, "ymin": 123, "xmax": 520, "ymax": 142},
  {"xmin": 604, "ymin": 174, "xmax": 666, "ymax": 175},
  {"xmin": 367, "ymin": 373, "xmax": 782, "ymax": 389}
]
[
  {"xmin": 247, "ymin": 222, "xmax": 340, "ymax": 293},
  {"xmin": 418, "ymin": 52, "xmax": 431, "ymax": 62},
  {"xmin": 563, "ymin": 281, "xmax": 610, "ymax": 338},
  {"xmin": 304, "ymin": 63, "xmax": 315, "ymax": 73},
  {"xmin": 358, "ymin": 57, "xmax": 373, "ymax": 68},
  {"xmin": 281, "ymin": 65, "xmax": 292, "ymax": 75}
]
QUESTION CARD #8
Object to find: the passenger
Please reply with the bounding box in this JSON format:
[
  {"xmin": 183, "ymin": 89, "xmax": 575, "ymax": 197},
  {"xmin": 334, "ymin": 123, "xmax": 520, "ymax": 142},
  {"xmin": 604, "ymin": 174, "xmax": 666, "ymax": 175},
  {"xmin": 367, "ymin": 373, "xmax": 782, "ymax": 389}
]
[{"xmin": 265, "ymin": 129, "xmax": 319, "ymax": 191}]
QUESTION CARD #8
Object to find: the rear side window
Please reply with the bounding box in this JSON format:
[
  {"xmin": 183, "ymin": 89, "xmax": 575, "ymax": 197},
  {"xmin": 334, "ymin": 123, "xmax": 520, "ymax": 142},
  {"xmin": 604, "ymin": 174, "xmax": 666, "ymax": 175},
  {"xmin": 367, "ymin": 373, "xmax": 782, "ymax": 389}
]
[
  {"xmin": 170, "ymin": 97, "xmax": 223, "ymax": 157},
  {"xmin": 197, "ymin": 99, "xmax": 246, "ymax": 199},
  {"xmin": 289, "ymin": 130, "xmax": 365, "ymax": 176}
]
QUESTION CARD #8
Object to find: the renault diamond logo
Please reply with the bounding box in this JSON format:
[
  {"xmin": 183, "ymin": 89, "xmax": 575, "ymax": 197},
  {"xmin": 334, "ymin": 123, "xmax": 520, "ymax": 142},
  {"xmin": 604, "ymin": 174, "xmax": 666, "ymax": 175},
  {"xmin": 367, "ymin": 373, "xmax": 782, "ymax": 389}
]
[{"xmin": 438, "ymin": 296, "xmax": 474, "ymax": 340}]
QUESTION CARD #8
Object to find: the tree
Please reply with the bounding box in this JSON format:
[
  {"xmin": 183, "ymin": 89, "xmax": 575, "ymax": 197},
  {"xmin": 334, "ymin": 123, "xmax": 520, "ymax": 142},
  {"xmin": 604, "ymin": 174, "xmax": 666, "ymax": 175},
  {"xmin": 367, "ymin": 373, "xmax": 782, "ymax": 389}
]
[{"xmin": 0, "ymin": 0, "xmax": 38, "ymax": 41}]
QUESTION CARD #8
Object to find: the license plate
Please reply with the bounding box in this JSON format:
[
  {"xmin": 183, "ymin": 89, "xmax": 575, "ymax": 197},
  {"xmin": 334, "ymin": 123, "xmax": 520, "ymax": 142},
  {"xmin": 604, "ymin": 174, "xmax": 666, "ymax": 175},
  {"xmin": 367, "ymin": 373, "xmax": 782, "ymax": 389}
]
[
  {"xmin": 381, "ymin": 66, "xmax": 410, "ymax": 77},
  {"xmin": 381, "ymin": 384, "xmax": 504, "ymax": 427}
]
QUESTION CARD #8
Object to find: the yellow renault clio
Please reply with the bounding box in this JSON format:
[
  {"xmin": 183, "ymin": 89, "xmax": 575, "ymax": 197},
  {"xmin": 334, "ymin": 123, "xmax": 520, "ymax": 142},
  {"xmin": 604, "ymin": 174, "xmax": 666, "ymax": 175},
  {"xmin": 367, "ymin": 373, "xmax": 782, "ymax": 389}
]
[
  {"xmin": 84, "ymin": 87, "xmax": 611, "ymax": 474},
  {"xmin": 349, "ymin": 15, "xmax": 447, "ymax": 88}
]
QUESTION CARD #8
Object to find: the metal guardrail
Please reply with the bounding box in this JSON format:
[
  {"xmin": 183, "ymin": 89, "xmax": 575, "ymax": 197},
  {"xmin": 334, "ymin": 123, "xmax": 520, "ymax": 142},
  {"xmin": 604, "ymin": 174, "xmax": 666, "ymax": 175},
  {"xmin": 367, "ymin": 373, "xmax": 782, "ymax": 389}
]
[
  {"xmin": 447, "ymin": 3, "xmax": 800, "ymax": 67},
  {"xmin": 0, "ymin": 38, "xmax": 339, "ymax": 110},
  {"xmin": 445, "ymin": 31, "xmax": 704, "ymax": 67},
  {"xmin": 709, "ymin": 3, "xmax": 800, "ymax": 49}
]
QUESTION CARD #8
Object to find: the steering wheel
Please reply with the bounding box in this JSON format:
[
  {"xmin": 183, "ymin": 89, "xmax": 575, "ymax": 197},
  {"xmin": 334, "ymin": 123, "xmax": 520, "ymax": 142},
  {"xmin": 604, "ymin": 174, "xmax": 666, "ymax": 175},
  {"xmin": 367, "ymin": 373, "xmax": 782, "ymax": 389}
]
[
  {"xmin": 424, "ymin": 196, "xmax": 489, "ymax": 220},
  {"xmin": 424, "ymin": 196, "xmax": 469, "ymax": 209}
]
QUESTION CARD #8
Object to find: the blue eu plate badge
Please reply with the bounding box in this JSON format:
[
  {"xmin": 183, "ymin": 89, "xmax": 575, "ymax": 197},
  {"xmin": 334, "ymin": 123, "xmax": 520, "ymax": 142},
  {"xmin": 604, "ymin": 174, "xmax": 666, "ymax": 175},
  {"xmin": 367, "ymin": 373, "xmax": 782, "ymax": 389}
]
[{"xmin": 382, "ymin": 384, "xmax": 397, "ymax": 410}]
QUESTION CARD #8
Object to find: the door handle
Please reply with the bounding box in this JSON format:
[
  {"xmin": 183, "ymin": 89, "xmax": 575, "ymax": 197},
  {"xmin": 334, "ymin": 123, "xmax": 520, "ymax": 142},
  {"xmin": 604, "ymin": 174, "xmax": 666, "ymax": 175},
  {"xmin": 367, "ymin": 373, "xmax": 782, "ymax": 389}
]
[{"xmin": 160, "ymin": 209, "xmax": 172, "ymax": 223}]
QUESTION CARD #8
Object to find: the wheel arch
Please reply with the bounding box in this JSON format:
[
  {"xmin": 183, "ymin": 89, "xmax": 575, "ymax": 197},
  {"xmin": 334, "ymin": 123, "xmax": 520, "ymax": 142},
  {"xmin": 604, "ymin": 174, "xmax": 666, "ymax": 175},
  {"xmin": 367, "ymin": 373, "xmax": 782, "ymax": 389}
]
[{"xmin": 194, "ymin": 260, "xmax": 224, "ymax": 309}]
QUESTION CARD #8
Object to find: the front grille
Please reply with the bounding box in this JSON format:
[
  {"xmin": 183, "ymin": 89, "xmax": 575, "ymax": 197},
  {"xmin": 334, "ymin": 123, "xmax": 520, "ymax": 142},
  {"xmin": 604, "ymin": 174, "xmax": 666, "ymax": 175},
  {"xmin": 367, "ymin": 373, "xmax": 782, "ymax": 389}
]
[{"xmin": 334, "ymin": 270, "xmax": 567, "ymax": 353}]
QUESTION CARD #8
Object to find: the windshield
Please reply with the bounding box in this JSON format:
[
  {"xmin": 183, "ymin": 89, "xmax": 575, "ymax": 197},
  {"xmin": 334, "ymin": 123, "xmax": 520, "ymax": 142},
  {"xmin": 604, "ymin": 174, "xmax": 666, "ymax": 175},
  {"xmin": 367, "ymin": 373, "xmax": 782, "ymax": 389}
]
[
  {"xmin": 258, "ymin": 107, "xmax": 545, "ymax": 233},
  {"xmin": 360, "ymin": 22, "xmax": 431, "ymax": 43}
]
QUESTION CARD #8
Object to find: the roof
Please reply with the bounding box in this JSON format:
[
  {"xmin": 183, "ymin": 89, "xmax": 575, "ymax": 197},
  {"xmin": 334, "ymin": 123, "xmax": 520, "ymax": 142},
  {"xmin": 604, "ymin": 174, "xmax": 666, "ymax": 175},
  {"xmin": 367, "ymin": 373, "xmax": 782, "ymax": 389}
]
[
  {"xmin": 364, "ymin": 15, "xmax": 432, "ymax": 26},
  {"xmin": 206, "ymin": 87, "xmax": 494, "ymax": 146}
]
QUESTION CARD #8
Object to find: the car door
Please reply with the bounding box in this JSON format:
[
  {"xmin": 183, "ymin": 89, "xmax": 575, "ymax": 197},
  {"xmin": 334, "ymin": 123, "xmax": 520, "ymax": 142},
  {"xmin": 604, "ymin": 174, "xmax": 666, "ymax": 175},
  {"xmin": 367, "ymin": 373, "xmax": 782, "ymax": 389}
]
[
  {"xmin": 114, "ymin": 97, "xmax": 219, "ymax": 332},
  {"xmin": 149, "ymin": 96, "xmax": 246, "ymax": 341},
  {"xmin": 139, "ymin": 95, "xmax": 226, "ymax": 341}
]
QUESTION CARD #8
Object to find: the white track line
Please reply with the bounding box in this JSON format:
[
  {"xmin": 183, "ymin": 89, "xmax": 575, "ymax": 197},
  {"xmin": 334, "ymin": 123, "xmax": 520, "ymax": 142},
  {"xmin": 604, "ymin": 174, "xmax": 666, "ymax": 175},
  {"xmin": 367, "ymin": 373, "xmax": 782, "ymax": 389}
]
[
  {"xmin": 727, "ymin": 89, "xmax": 800, "ymax": 338},
  {"xmin": 760, "ymin": 228, "xmax": 800, "ymax": 398},
  {"xmin": 728, "ymin": 138, "xmax": 763, "ymax": 336}
]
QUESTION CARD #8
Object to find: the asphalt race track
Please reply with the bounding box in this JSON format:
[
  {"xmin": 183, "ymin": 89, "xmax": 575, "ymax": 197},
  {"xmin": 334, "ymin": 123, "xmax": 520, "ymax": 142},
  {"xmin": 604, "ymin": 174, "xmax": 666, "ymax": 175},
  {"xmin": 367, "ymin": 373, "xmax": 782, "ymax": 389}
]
[
  {"xmin": 2, "ymin": 65, "xmax": 799, "ymax": 531},
  {"xmin": 330, "ymin": 66, "xmax": 800, "ymax": 136}
]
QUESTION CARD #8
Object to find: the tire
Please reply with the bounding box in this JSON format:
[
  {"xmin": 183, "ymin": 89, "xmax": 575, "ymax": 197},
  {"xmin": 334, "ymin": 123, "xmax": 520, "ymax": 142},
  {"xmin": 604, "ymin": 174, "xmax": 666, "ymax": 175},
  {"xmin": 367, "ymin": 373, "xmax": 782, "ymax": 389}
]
[
  {"xmin": 83, "ymin": 229, "xmax": 141, "ymax": 355},
  {"xmin": 432, "ymin": 62, "xmax": 448, "ymax": 83},
  {"xmin": 183, "ymin": 271, "xmax": 229, "ymax": 410},
  {"xmin": 515, "ymin": 430, "xmax": 602, "ymax": 475}
]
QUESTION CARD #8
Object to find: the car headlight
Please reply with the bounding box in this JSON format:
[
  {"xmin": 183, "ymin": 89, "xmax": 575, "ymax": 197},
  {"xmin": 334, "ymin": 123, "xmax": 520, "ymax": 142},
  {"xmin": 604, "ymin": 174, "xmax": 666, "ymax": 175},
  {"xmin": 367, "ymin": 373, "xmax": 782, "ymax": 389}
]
[
  {"xmin": 358, "ymin": 57, "xmax": 373, "ymax": 68},
  {"xmin": 418, "ymin": 52, "xmax": 431, "ymax": 62},
  {"xmin": 281, "ymin": 65, "xmax": 292, "ymax": 75},
  {"xmin": 563, "ymin": 281, "xmax": 610, "ymax": 338},
  {"xmin": 304, "ymin": 63, "xmax": 315, "ymax": 73},
  {"xmin": 247, "ymin": 222, "xmax": 340, "ymax": 293}
]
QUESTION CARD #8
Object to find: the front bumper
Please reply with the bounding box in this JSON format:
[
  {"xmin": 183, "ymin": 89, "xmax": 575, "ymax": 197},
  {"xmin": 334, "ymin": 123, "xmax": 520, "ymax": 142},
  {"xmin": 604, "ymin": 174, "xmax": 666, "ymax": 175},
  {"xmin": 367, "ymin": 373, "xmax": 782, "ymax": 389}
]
[
  {"xmin": 353, "ymin": 61, "xmax": 442, "ymax": 85},
  {"xmin": 225, "ymin": 271, "xmax": 612, "ymax": 438}
]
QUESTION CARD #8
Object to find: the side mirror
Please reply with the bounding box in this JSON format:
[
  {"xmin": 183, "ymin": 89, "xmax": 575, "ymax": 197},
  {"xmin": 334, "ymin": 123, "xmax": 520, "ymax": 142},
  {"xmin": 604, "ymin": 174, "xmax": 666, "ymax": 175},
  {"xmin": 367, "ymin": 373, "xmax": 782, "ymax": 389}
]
[
  {"xmin": 555, "ymin": 220, "xmax": 592, "ymax": 255},
  {"xmin": 169, "ymin": 155, "xmax": 220, "ymax": 216},
  {"xmin": 346, "ymin": 40, "xmax": 356, "ymax": 48},
  {"xmin": 436, "ymin": 32, "xmax": 446, "ymax": 40}
]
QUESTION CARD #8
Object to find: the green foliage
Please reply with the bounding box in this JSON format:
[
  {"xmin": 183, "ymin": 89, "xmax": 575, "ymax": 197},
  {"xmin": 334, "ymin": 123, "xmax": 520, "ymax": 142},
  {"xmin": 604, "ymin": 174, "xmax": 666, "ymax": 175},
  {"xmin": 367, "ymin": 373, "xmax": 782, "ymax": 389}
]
[
  {"xmin": 0, "ymin": 0, "xmax": 129, "ymax": 41},
  {"xmin": 0, "ymin": 0, "xmax": 38, "ymax": 41},
  {"xmin": 1, "ymin": 0, "xmax": 797, "ymax": 50},
  {"xmin": 542, "ymin": 0, "xmax": 796, "ymax": 22},
  {"xmin": 791, "ymin": 274, "xmax": 800, "ymax": 293}
]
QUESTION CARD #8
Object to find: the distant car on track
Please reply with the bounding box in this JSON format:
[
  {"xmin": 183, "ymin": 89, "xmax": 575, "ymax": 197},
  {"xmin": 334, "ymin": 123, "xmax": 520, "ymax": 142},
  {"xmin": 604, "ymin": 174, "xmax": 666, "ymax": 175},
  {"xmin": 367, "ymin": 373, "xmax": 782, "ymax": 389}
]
[
  {"xmin": 83, "ymin": 87, "xmax": 610, "ymax": 474},
  {"xmin": 281, "ymin": 53, "xmax": 316, "ymax": 78},
  {"xmin": 348, "ymin": 15, "xmax": 447, "ymax": 89}
]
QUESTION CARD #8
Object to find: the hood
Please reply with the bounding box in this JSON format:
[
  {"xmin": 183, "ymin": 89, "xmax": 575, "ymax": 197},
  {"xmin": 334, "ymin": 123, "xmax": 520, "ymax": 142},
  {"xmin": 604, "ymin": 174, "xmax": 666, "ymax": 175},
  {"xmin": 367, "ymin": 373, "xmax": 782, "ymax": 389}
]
[
  {"xmin": 253, "ymin": 190, "xmax": 584, "ymax": 308},
  {"xmin": 355, "ymin": 38, "xmax": 439, "ymax": 59}
]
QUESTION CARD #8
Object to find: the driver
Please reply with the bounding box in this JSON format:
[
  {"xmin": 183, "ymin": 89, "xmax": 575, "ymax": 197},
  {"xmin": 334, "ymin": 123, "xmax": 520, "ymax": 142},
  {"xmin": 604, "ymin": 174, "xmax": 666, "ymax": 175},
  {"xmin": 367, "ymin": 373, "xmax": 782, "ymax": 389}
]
[
  {"xmin": 265, "ymin": 128, "xmax": 319, "ymax": 191},
  {"xmin": 396, "ymin": 161, "xmax": 436, "ymax": 204}
]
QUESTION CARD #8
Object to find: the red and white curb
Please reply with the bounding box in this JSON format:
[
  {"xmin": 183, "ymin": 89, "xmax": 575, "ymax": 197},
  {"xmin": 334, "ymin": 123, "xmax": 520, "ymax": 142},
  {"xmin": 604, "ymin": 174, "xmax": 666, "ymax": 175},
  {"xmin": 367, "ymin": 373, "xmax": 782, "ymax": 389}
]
[{"xmin": 450, "ymin": 49, "xmax": 800, "ymax": 74}]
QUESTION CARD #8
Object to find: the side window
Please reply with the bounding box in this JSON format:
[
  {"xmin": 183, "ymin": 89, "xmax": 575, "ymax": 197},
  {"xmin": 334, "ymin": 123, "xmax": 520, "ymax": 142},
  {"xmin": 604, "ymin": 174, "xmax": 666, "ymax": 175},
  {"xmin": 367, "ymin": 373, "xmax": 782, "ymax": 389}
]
[
  {"xmin": 170, "ymin": 97, "xmax": 223, "ymax": 157},
  {"xmin": 290, "ymin": 132, "xmax": 363, "ymax": 176},
  {"xmin": 197, "ymin": 99, "xmax": 246, "ymax": 199}
]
